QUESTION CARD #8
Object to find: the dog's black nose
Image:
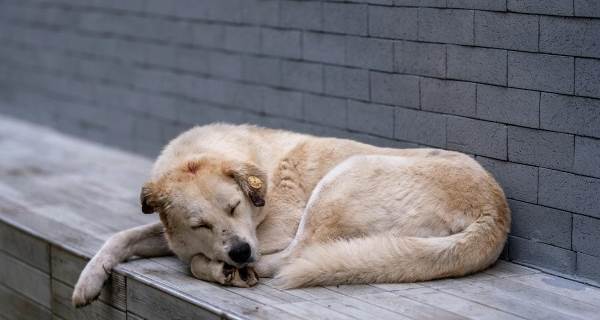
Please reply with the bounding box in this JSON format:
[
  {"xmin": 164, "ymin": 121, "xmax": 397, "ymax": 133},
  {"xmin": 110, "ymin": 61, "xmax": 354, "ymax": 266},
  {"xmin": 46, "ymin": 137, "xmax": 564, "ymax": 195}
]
[{"xmin": 228, "ymin": 241, "xmax": 251, "ymax": 264}]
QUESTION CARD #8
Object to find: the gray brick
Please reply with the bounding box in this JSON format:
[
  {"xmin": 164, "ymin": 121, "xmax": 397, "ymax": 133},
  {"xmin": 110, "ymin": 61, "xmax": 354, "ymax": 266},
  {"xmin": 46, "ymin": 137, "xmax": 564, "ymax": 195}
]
[
  {"xmin": 447, "ymin": 45, "xmax": 507, "ymax": 85},
  {"xmin": 324, "ymin": 66, "xmax": 369, "ymax": 100},
  {"xmin": 577, "ymin": 253, "xmax": 600, "ymax": 283},
  {"xmin": 364, "ymin": 0, "xmax": 394, "ymax": 4},
  {"xmin": 223, "ymin": 25, "xmax": 261, "ymax": 53},
  {"xmin": 447, "ymin": 116, "xmax": 507, "ymax": 159},
  {"xmin": 346, "ymin": 36, "xmax": 394, "ymax": 71},
  {"xmin": 196, "ymin": 78, "xmax": 229, "ymax": 104},
  {"xmin": 204, "ymin": 0, "xmax": 244, "ymax": 23},
  {"xmin": 281, "ymin": 61, "xmax": 323, "ymax": 93},
  {"xmin": 170, "ymin": 0, "xmax": 208, "ymax": 18},
  {"xmin": 161, "ymin": 121, "xmax": 188, "ymax": 144},
  {"xmin": 192, "ymin": 23, "xmax": 225, "ymax": 48},
  {"xmin": 575, "ymin": 0, "xmax": 600, "ymax": 17},
  {"xmin": 574, "ymin": 136, "xmax": 600, "ymax": 178},
  {"xmin": 177, "ymin": 102, "xmax": 246, "ymax": 125},
  {"xmin": 228, "ymin": 83, "xmax": 264, "ymax": 112},
  {"xmin": 508, "ymin": 236, "xmax": 576, "ymax": 274},
  {"xmin": 447, "ymin": 0, "xmax": 507, "ymax": 10},
  {"xmin": 303, "ymin": 94, "xmax": 346, "ymax": 128},
  {"xmin": 140, "ymin": 41, "xmax": 171, "ymax": 67},
  {"xmin": 241, "ymin": 0, "xmax": 279, "ymax": 26},
  {"xmin": 260, "ymin": 117, "xmax": 308, "ymax": 133},
  {"xmin": 477, "ymin": 157, "xmax": 538, "ymax": 203},
  {"xmin": 349, "ymin": 132, "xmax": 421, "ymax": 149},
  {"xmin": 242, "ymin": 56, "xmax": 280, "ymax": 86},
  {"xmin": 475, "ymin": 12, "xmax": 539, "ymax": 51},
  {"xmin": 540, "ymin": 93, "xmax": 600, "ymax": 139},
  {"xmin": 508, "ymin": 0, "xmax": 574, "ymax": 15},
  {"xmin": 145, "ymin": 0, "xmax": 175, "ymax": 15},
  {"xmin": 573, "ymin": 215, "xmax": 600, "ymax": 257},
  {"xmin": 302, "ymin": 122, "xmax": 350, "ymax": 138},
  {"xmin": 347, "ymin": 100, "xmax": 395, "ymax": 137},
  {"xmin": 395, "ymin": 41, "xmax": 446, "ymax": 77},
  {"xmin": 302, "ymin": 32, "xmax": 346, "ymax": 64},
  {"xmin": 172, "ymin": 21, "xmax": 195, "ymax": 45},
  {"xmin": 477, "ymin": 85, "xmax": 539, "ymax": 128},
  {"xmin": 540, "ymin": 17, "xmax": 600, "ymax": 59},
  {"xmin": 368, "ymin": 6, "xmax": 418, "ymax": 40},
  {"xmin": 175, "ymin": 47, "xmax": 208, "ymax": 73},
  {"xmin": 508, "ymin": 52, "xmax": 574, "ymax": 94},
  {"xmin": 186, "ymin": 77, "xmax": 220, "ymax": 103},
  {"xmin": 508, "ymin": 126, "xmax": 574, "ymax": 170},
  {"xmin": 421, "ymin": 78, "xmax": 477, "ymax": 117},
  {"xmin": 395, "ymin": 108, "xmax": 446, "ymax": 147},
  {"xmin": 419, "ymin": 8, "xmax": 474, "ymax": 45},
  {"xmin": 132, "ymin": 113, "xmax": 165, "ymax": 142},
  {"xmin": 148, "ymin": 95, "xmax": 182, "ymax": 122},
  {"xmin": 137, "ymin": 69, "xmax": 178, "ymax": 93},
  {"xmin": 140, "ymin": 17, "xmax": 178, "ymax": 42},
  {"xmin": 539, "ymin": 168, "xmax": 600, "ymax": 218},
  {"xmin": 370, "ymin": 72, "xmax": 420, "ymax": 108},
  {"xmin": 261, "ymin": 28, "xmax": 301, "ymax": 59},
  {"xmin": 263, "ymin": 87, "xmax": 303, "ymax": 120},
  {"xmin": 509, "ymin": 200, "xmax": 572, "ymax": 249},
  {"xmin": 208, "ymin": 52, "xmax": 242, "ymax": 79},
  {"xmin": 323, "ymin": 3, "xmax": 368, "ymax": 36},
  {"xmin": 575, "ymin": 58, "xmax": 600, "ymax": 99},
  {"xmin": 395, "ymin": 0, "xmax": 446, "ymax": 7},
  {"xmin": 280, "ymin": 0, "xmax": 322, "ymax": 30}
]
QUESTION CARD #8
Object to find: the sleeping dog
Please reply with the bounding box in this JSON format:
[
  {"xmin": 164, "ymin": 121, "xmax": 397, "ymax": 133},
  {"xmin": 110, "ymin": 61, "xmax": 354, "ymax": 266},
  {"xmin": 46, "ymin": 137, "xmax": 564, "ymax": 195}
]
[{"xmin": 72, "ymin": 123, "xmax": 510, "ymax": 307}]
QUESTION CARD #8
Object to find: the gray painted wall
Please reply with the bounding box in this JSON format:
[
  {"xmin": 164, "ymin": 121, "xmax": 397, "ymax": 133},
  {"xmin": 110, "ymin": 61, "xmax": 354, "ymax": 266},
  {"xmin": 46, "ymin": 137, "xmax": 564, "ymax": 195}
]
[{"xmin": 0, "ymin": 0, "xmax": 599, "ymax": 284}]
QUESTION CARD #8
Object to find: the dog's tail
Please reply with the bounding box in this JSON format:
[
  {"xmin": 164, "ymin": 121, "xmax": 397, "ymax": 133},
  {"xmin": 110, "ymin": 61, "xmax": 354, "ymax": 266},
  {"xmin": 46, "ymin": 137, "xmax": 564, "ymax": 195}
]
[{"xmin": 274, "ymin": 204, "xmax": 510, "ymax": 289}]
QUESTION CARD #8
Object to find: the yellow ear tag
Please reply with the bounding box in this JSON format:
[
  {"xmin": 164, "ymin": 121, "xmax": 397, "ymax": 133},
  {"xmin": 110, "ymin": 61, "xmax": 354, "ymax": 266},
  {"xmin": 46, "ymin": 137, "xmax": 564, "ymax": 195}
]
[{"xmin": 247, "ymin": 176, "xmax": 263, "ymax": 189}]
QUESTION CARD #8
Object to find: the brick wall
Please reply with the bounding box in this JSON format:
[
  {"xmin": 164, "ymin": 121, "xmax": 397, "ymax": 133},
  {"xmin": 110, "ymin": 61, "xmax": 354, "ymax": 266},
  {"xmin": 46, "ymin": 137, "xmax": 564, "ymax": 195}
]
[{"xmin": 0, "ymin": 0, "xmax": 599, "ymax": 285}]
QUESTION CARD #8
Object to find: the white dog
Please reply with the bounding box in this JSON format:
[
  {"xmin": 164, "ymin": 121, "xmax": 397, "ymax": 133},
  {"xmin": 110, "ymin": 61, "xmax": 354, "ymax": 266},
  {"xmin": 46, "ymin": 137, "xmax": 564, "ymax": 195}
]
[{"xmin": 72, "ymin": 123, "xmax": 510, "ymax": 307}]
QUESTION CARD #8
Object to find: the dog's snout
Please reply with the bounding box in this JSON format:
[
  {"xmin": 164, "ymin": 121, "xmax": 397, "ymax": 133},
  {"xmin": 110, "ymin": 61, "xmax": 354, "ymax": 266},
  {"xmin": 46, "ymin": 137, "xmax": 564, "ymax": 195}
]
[{"xmin": 228, "ymin": 241, "xmax": 251, "ymax": 264}]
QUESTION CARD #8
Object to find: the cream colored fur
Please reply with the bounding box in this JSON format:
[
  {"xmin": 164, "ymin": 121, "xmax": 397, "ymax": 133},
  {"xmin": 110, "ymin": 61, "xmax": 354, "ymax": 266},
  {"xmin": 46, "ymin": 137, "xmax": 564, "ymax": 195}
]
[{"xmin": 72, "ymin": 123, "xmax": 510, "ymax": 306}]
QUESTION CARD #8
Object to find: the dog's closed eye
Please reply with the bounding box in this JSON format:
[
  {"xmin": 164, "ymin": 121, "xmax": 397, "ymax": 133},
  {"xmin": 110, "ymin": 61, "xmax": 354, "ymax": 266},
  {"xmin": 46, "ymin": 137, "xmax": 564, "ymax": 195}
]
[
  {"xmin": 229, "ymin": 200, "xmax": 241, "ymax": 216},
  {"xmin": 191, "ymin": 222, "xmax": 213, "ymax": 230}
]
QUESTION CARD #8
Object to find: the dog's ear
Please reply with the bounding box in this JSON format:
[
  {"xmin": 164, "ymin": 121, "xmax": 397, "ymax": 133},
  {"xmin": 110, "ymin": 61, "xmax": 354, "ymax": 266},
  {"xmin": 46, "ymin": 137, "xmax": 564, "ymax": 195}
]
[
  {"xmin": 222, "ymin": 161, "xmax": 267, "ymax": 207},
  {"xmin": 140, "ymin": 181, "xmax": 161, "ymax": 214}
]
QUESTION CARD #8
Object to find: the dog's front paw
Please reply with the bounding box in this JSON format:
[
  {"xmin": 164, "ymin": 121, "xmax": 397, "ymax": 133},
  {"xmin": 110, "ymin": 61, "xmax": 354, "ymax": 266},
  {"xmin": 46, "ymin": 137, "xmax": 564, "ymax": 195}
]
[
  {"xmin": 222, "ymin": 264, "xmax": 259, "ymax": 288},
  {"xmin": 72, "ymin": 264, "xmax": 109, "ymax": 307}
]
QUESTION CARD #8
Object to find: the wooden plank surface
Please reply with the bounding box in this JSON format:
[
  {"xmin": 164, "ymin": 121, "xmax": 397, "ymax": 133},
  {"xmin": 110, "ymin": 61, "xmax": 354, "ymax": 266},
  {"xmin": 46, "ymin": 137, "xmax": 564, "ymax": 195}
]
[
  {"xmin": 51, "ymin": 279, "xmax": 126, "ymax": 320},
  {"xmin": 396, "ymin": 287, "xmax": 524, "ymax": 320},
  {"xmin": 121, "ymin": 258, "xmax": 305, "ymax": 320},
  {"xmin": 312, "ymin": 296, "xmax": 413, "ymax": 320},
  {"xmin": 1, "ymin": 115, "xmax": 600, "ymax": 320},
  {"xmin": 127, "ymin": 279, "xmax": 220, "ymax": 320},
  {"xmin": 271, "ymin": 301, "xmax": 357, "ymax": 320},
  {"xmin": 355, "ymin": 292, "xmax": 468, "ymax": 320},
  {"xmin": 510, "ymin": 273, "xmax": 600, "ymax": 307},
  {"xmin": 0, "ymin": 250, "xmax": 51, "ymax": 308},
  {"xmin": 51, "ymin": 245, "xmax": 127, "ymax": 310},
  {"xmin": 0, "ymin": 220, "xmax": 50, "ymax": 272},
  {"xmin": 0, "ymin": 283, "xmax": 52, "ymax": 320},
  {"xmin": 486, "ymin": 278, "xmax": 600, "ymax": 319},
  {"xmin": 126, "ymin": 313, "xmax": 144, "ymax": 320},
  {"xmin": 441, "ymin": 281, "xmax": 590, "ymax": 320}
]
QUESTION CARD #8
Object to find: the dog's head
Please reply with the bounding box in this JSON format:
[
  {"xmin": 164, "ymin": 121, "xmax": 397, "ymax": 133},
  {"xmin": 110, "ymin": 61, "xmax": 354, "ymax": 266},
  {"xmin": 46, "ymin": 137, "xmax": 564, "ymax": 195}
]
[{"xmin": 140, "ymin": 154, "xmax": 267, "ymax": 267}]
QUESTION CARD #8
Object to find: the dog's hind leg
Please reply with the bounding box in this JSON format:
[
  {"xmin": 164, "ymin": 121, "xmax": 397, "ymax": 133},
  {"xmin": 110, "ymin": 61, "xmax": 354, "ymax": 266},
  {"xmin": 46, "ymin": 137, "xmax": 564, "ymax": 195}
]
[
  {"xmin": 257, "ymin": 157, "xmax": 364, "ymax": 278},
  {"xmin": 72, "ymin": 222, "xmax": 171, "ymax": 307}
]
